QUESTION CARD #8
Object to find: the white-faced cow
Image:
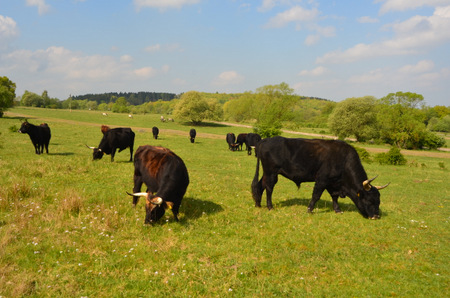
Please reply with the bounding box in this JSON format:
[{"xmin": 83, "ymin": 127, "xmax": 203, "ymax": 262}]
[
  {"xmin": 252, "ymin": 136, "xmax": 389, "ymax": 219},
  {"xmin": 127, "ymin": 145, "xmax": 189, "ymax": 224},
  {"xmin": 18, "ymin": 121, "xmax": 51, "ymax": 154},
  {"xmin": 152, "ymin": 126, "xmax": 159, "ymax": 140},
  {"xmin": 189, "ymin": 128, "xmax": 197, "ymax": 143},
  {"xmin": 245, "ymin": 133, "xmax": 261, "ymax": 156},
  {"xmin": 87, "ymin": 126, "xmax": 135, "ymax": 162}
]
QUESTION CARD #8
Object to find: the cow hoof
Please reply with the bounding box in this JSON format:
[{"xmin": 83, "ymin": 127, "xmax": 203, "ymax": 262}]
[
  {"xmin": 335, "ymin": 211, "xmax": 343, "ymax": 214},
  {"xmin": 307, "ymin": 208, "xmax": 314, "ymax": 214}
]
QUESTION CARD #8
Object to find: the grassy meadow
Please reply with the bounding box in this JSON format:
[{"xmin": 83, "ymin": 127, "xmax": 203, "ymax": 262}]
[{"xmin": 0, "ymin": 107, "xmax": 449, "ymax": 296}]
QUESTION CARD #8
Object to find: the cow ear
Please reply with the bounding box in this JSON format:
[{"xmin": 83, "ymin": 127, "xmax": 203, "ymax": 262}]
[{"xmin": 165, "ymin": 201, "xmax": 174, "ymax": 210}]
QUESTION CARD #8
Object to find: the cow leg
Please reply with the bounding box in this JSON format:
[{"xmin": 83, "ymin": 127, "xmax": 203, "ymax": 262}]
[
  {"xmin": 111, "ymin": 148, "xmax": 116, "ymax": 162},
  {"xmin": 129, "ymin": 146, "xmax": 133, "ymax": 162},
  {"xmin": 307, "ymin": 184, "xmax": 325, "ymax": 213},
  {"xmin": 331, "ymin": 196, "xmax": 343, "ymax": 213},
  {"xmin": 172, "ymin": 206, "xmax": 180, "ymax": 222},
  {"xmin": 34, "ymin": 143, "xmax": 40, "ymax": 154},
  {"xmin": 263, "ymin": 174, "xmax": 278, "ymax": 210}
]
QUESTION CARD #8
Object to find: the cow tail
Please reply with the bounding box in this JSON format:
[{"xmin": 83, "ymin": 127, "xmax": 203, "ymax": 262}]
[{"xmin": 251, "ymin": 155, "xmax": 261, "ymax": 203}]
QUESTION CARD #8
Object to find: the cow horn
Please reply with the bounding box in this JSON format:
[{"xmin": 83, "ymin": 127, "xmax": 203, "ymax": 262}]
[
  {"xmin": 151, "ymin": 197, "xmax": 163, "ymax": 205},
  {"xmin": 85, "ymin": 144, "xmax": 96, "ymax": 150},
  {"xmin": 375, "ymin": 183, "xmax": 390, "ymax": 190},
  {"xmin": 362, "ymin": 180, "xmax": 372, "ymax": 191},
  {"xmin": 368, "ymin": 175, "xmax": 378, "ymax": 183},
  {"xmin": 126, "ymin": 191, "xmax": 148, "ymax": 197}
]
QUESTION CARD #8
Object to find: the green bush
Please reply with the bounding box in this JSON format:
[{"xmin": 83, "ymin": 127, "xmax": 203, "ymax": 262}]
[
  {"xmin": 352, "ymin": 146, "xmax": 372, "ymax": 163},
  {"xmin": 375, "ymin": 146, "xmax": 407, "ymax": 165}
]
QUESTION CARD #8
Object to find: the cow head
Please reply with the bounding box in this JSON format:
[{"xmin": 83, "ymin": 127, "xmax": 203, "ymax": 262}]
[
  {"xmin": 358, "ymin": 176, "xmax": 389, "ymax": 219},
  {"xmin": 18, "ymin": 121, "xmax": 30, "ymax": 134},
  {"xmin": 127, "ymin": 192, "xmax": 174, "ymax": 224},
  {"xmin": 85, "ymin": 145, "xmax": 104, "ymax": 160}
]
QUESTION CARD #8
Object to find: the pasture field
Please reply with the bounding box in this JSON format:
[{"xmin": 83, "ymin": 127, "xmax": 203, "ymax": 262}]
[{"xmin": 0, "ymin": 107, "xmax": 449, "ymax": 296}]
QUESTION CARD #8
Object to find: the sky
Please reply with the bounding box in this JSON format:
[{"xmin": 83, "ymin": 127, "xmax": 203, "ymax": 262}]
[{"xmin": 1, "ymin": 0, "xmax": 450, "ymax": 106}]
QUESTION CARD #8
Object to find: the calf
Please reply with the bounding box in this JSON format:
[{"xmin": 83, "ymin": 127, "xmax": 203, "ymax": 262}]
[
  {"xmin": 152, "ymin": 126, "xmax": 159, "ymax": 140},
  {"xmin": 236, "ymin": 133, "xmax": 248, "ymax": 151},
  {"xmin": 18, "ymin": 121, "xmax": 51, "ymax": 154},
  {"xmin": 189, "ymin": 128, "xmax": 197, "ymax": 143},
  {"xmin": 245, "ymin": 133, "xmax": 261, "ymax": 155},
  {"xmin": 127, "ymin": 145, "xmax": 189, "ymax": 223},
  {"xmin": 226, "ymin": 133, "xmax": 238, "ymax": 151}
]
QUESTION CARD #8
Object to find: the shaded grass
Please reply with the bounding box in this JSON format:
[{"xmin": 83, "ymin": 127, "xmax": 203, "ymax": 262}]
[{"xmin": 0, "ymin": 108, "xmax": 449, "ymax": 296}]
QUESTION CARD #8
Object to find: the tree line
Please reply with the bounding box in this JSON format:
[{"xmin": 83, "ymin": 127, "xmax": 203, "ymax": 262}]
[{"xmin": 1, "ymin": 76, "xmax": 448, "ymax": 150}]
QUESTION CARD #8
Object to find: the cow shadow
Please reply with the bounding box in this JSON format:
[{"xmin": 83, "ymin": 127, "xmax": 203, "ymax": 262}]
[
  {"xmin": 48, "ymin": 152, "xmax": 75, "ymax": 156},
  {"xmin": 278, "ymin": 197, "xmax": 360, "ymax": 214},
  {"xmin": 180, "ymin": 197, "xmax": 223, "ymax": 220}
]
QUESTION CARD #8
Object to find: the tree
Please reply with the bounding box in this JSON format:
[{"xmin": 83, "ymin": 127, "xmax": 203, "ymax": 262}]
[
  {"xmin": 328, "ymin": 96, "xmax": 378, "ymax": 141},
  {"xmin": 0, "ymin": 76, "xmax": 16, "ymax": 117},
  {"xmin": 172, "ymin": 91, "xmax": 221, "ymax": 125},
  {"xmin": 377, "ymin": 93, "xmax": 445, "ymax": 149},
  {"xmin": 253, "ymin": 82, "xmax": 296, "ymax": 138},
  {"xmin": 380, "ymin": 91, "xmax": 424, "ymax": 109},
  {"xmin": 112, "ymin": 97, "xmax": 130, "ymax": 113},
  {"xmin": 20, "ymin": 90, "xmax": 43, "ymax": 107}
]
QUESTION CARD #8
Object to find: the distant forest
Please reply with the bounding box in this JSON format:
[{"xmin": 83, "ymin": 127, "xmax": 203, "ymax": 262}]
[{"xmin": 71, "ymin": 92, "xmax": 177, "ymax": 105}]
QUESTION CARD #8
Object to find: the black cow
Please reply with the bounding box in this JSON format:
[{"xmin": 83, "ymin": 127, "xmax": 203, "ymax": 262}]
[
  {"xmin": 236, "ymin": 133, "xmax": 248, "ymax": 151},
  {"xmin": 226, "ymin": 133, "xmax": 238, "ymax": 151},
  {"xmin": 152, "ymin": 126, "xmax": 159, "ymax": 140},
  {"xmin": 251, "ymin": 136, "xmax": 389, "ymax": 219},
  {"xmin": 127, "ymin": 145, "xmax": 189, "ymax": 223},
  {"xmin": 245, "ymin": 133, "xmax": 261, "ymax": 155},
  {"xmin": 18, "ymin": 121, "xmax": 51, "ymax": 154},
  {"xmin": 189, "ymin": 128, "xmax": 197, "ymax": 143},
  {"xmin": 87, "ymin": 126, "xmax": 135, "ymax": 162}
]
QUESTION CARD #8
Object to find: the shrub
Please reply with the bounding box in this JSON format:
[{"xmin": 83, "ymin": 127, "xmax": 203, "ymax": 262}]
[
  {"xmin": 375, "ymin": 146, "xmax": 407, "ymax": 165},
  {"xmin": 352, "ymin": 146, "xmax": 372, "ymax": 163}
]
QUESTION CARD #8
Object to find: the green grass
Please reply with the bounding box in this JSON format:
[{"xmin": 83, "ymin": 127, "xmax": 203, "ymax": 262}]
[{"xmin": 1, "ymin": 108, "xmax": 449, "ymax": 296}]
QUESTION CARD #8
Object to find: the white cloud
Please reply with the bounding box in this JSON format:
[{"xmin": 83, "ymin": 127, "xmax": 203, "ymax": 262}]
[
  {"xmin": 145, "ymin": 44, "xmax": 161, "ymax": 52},
  {"xmin": 317, "ymin": 6, "xmax": 450, "ymax": 64},
  {"xmin": 299, "ymin": 66, "xmax": 329, "ymax": 76},
  {"xmin": 134, "ymin": 67, "xmax": 157, "ymax": 78},
  {"xmin": 357, "ymin": 16, "xmax": 379, "ymax": 23},
  {"xmin": 399, "ymin": 60, "xmax": 435, "ymax": 74},
  {"xmin": 120, "ymin": 55, "xmax": 133, "ymax": 63},
  {"xmin": 213, "ymin": 71, "xmax": 244, "ymax": 86},
  {"xmin": 26, "ymin": 0, "xmax": 50, "ymax": 15},
  {"xmin": 265, "ymin": 6, "xmax": 319, "ymax": 28},
  {"xmin": 376, "ymin": 0, "xmax": 450, "ymax": 14},
  {"xmin": 134, "ymin": 0, "xmax": 200, "ymax": 11},
  {"xmin": 0, "ymin": 15, "xmax": 18, "ymax": 50}
]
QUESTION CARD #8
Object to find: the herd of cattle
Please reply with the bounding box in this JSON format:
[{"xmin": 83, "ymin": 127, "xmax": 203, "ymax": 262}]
[{"xmin": 18, "ymin": 120, "xmax": 389, "ymax": 223}]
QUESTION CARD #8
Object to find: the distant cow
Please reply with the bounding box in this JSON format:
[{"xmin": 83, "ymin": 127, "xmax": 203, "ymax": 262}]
[
  {"xmin": 245, "ymin": 133, "xmax": 261, "ymax": 155},
  {"xmin": 189, "ymin": 128, "xmax": 197, "ymax": 143},
  {"xmin": 102, "ymin": 113, "xmax": 108, "ymax": 116},
  {"xmin": 128, "ymin": 114, "xmax": 133, "ymax": 119},
  {"xmin": 168, "ymin": 118, "xmax": 174, "ymax": 122},
  {"xmin": 152, "ymin": 126, "xmax": 159, "ymax": 140},
  {"xmin": 252, "ymin": 136, "xmax": 389, "ymax": 219},
  {"xmin": 87, "ymin": 127, "xmax": 135, "ymax": 162},
  {"xmin": 236, "ymin": 133, "xmax": 248, "ymax": 151},
  {"xmin": 18, "ymin": 121, "xmax": 51, "ymax": 154},
  {"xmin": 127, "ymin": 145, "xmax": 189, "ymax": 224},
  {"xmin": 226, "ymin": 133, "xmax": 238, "ymax": 151},
  {"xmin": 160, "ymin": 116, "xmax": 165, "ymax": 122}
]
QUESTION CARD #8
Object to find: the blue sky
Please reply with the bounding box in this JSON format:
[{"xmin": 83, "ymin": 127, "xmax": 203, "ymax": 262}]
[{"xmin": 1, "ymin": 0, "xmax": 449, "ymax": 106}]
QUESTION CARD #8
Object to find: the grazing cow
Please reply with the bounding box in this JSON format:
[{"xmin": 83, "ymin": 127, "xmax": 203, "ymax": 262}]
[
  {"xmin": 236, "ymin": 133, "xmax": 248, "ymax": 151},
  {"xmin": 168, "ymin": 118, "xmax": 174, "ymax": 122},
  {"xmin": 226, "ymin": 133, "xmax": 238, "ymax": 151},
  {"xmin": 160, "ymin": 116, "xmax": 166, "ymax": 122},
  {"xmin": 251, "ymin": 136, "xmax": 389, "ymax": 219},
  {"xmin": 152, "ymin": 126, "xmax": 159, "ymax": 140},
  {"xmin": 189, "ymin": 128, "xmax": 197, "ymax": 143},
  {"xmin": 87, "ymin": 127, "xmax": 135, "ymax": 162},
  {"xmin": 127, "ymin": 145, "xmax": 189, "ymax": 223},
  {"xmin": 128, "ymin": 114, "xmax": 133, "ymax": 119},
  {"xmin": 245, "ymin": 133, "xmax": 261, "ymax": 156},
  {"xmin": 102, "ymin": 113, "xmax": 108, "ymax": 116},
  {"xmin": 18, "ymin": 121, "xmax": 51, "ymax": 154}
]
